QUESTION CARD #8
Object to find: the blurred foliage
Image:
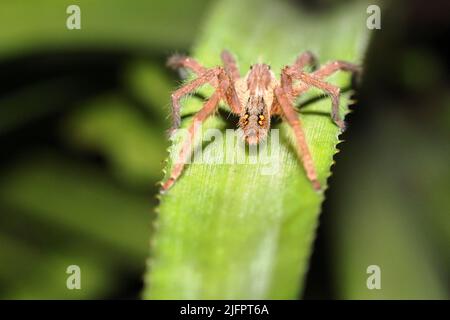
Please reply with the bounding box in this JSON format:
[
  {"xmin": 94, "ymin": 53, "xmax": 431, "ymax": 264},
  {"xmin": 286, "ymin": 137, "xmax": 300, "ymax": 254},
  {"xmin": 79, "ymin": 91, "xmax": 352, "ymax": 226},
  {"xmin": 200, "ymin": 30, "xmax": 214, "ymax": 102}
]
[
  {"xmin": 332, "ymin": 113, "xmax": 449, "ymax": 299},
  {"xmin": 0, "ymin": 155, "xmax": 152, "ymax": 298}
]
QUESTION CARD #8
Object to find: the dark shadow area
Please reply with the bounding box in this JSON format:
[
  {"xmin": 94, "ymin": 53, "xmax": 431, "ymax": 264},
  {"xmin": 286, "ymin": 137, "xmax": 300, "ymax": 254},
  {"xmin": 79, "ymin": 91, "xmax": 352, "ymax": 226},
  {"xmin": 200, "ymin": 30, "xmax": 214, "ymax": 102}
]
[{"xmin": 303, "ymin": 0, "xmax": 450, "ymax": 299}]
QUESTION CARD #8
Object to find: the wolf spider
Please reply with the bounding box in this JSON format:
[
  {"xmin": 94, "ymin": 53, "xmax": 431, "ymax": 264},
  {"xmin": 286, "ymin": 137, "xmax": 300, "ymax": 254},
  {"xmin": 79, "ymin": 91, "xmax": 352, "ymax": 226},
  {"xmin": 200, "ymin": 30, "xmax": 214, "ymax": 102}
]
[{"xmin": 162, "ymin": 50, "xmax": 359, "ymax": 192}]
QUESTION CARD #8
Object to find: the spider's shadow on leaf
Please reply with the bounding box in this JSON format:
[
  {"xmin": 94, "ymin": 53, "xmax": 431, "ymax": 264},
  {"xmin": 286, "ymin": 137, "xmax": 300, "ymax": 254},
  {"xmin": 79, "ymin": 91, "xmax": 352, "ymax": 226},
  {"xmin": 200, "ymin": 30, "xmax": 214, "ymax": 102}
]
[{"xmin": 184, "ymin": 83, "xmax": 355, "ymax": 158}]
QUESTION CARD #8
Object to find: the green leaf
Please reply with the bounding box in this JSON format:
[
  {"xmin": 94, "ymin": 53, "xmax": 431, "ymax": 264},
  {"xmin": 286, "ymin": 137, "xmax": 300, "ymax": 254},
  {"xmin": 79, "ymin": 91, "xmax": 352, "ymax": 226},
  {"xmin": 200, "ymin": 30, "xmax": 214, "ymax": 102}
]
[
  {"xmin": 0, "ymin": 232, "xmax": 114, "ymax": 299},
  {"xmin": 123, "ymin": 60, "xmax": 175, "ymax": 124},
  {"xmin": 145, "ymin": 0, "xmax": 370, "ymax": 299}
]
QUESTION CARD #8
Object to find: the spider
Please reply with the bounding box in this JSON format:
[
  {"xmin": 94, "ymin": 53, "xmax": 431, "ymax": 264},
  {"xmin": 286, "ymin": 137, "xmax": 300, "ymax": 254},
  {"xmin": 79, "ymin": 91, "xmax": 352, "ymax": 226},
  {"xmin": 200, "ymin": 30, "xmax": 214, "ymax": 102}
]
[{"xmin": 162, "ymin": 50, "xmax": 360, "ymax": 192}]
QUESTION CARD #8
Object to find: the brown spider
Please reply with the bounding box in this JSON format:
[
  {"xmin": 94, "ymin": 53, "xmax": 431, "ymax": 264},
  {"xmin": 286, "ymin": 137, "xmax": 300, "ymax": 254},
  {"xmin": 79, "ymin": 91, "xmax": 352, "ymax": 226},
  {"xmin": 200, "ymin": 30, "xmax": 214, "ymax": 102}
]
[{"xmin": 162, "ymin": 50, "xmax": 360, "ymax": 192}]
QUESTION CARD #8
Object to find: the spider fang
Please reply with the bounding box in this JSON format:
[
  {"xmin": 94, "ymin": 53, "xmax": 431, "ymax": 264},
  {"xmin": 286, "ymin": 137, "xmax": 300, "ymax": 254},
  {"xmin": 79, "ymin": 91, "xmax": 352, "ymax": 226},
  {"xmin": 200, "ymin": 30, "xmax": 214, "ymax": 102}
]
[{"xmin": 258, "ymin": 114, "xmax": 265, "ymax": 126}]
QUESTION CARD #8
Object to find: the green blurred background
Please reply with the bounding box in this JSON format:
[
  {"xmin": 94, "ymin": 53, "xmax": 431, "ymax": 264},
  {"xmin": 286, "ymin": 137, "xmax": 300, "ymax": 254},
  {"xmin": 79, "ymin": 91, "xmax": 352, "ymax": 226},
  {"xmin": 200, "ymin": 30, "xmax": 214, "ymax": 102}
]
[{"xmin": 0, "ymin": 0, "xmax": 448, "ymax": 299}]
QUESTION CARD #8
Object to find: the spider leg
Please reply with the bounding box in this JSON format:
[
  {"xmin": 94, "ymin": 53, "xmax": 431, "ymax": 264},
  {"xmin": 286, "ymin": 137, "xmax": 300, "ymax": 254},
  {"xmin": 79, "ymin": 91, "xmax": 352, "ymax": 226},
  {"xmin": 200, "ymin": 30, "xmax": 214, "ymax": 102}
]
[
  {"xmin": 169, "ymin": 68, "xmax": 222, "ymax": 135},
  {"xmin": 283, "ymin": 66, "xmax": 345, "ymax": 130},
  {"xmin": 269, "ymin": 52, "xmax": 317, "ymax": 116},
  {"xmin": 167, "ymin": 54, "xmax": 207, "ymax": 76},
  {"xmin": 292, "ymin": 50, "xmax": 318, "ymax": 71},
  {"xmin": 221, "ymin": 50, "xmax": 241, "ymax": 81},
  {"xmin": 274, "ymin": 86, "xmax": 321, "ymax": 190},
  {"xmin": 162, "ymin": 91, "xmax": 222, "ymax": 192},
  {"xmin": 217, "ymin": 65, "xmax": 242, "ymax": 114},
  {"xmin": 291, "ymin": 61, "xmax": 360, "ymax": 102},
  {"xmin": 312, "ymin": 60, "xmax": 360, "ymax": 78}
]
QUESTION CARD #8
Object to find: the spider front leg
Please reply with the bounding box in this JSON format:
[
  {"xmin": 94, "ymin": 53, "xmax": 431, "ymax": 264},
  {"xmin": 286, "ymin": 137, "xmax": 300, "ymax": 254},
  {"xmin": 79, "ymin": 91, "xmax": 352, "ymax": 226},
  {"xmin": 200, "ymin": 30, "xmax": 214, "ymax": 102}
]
[
  {"xmin": 293, "ymin": 50, "xmax": 318, "ymax": 71},
  {"xmin": 274, "ymin": 86, "xmax": 321, "ymax": 191},
  {"xmin": 312, "ymin": 60, "xmax": 360, "ymax": 79},
  {"xmin": 167, "ymin": 54, "xmax": 207, "ymax": 76},
  {"xmin": 283, "ymin": 65, "xmax": 345, "ymax": 130},
  {"xmin": 169, "ymin": 68, "xmax": 221, "ymax": 136},
  {"xmin": 221, "ymin": 50, "xmax": 241, "ymax": 81},
  {"xmin": 162, "ymin": 91, "xmax": 221, "ymax": 192}
]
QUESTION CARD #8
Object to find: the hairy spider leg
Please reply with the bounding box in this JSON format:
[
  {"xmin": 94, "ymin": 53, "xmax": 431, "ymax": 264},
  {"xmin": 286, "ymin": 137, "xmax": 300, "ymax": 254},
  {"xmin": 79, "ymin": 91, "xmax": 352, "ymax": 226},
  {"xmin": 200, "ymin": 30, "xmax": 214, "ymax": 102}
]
[
  {"xmin": 162, "ymin": 66, "xmax": 241, "ymax": 192},
  {"xmin": 162, "ymin": 91, "xmax": 221, "ymax": 192},
  {"xmin": 271, "ymin": 54, "xmax": 360, "ymax": 190},
  {"xmin": 169, "ymin": 68, "xmax": 222, "ymax": 135},
  {"xmin": 283, "ymin": 66, "xmax": 345, "ymax": 130},
  {"xmin": 167, "ymin": 54, "xmax": 207, "ymax": 76},
  {"xmin": 221, "ymin": 50, "xmax": 241, "ymax": 81},
  {"xmin": 274, "ymin": 86, "xmax": 321, "ymax": 190},
  {"xmin": 292, "ymin": 50, "xmax": 318, "ymax": 71}
]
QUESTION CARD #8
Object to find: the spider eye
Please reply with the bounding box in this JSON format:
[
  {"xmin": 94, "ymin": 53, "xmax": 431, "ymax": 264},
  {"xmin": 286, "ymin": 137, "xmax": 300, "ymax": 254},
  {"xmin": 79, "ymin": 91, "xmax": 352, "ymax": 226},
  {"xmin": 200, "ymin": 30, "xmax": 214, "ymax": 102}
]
[
  {"xmin": 258, "ymin": 114, "xmax": 265, "ymax": 126},
  {"xmin": 249, "ymin": 65, "xmax": 253, "ymax": 70},
  {"xmin": 267, "ymin": 65, "xmax": 271, "ymax": 70}
]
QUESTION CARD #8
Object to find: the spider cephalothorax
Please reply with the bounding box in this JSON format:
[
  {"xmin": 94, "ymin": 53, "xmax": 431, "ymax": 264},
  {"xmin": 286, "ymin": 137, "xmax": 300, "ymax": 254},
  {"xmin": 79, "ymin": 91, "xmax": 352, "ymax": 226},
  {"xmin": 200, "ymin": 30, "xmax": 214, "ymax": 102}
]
[
  {"xmin": 162, "ymin": 50, "xmax": 359, "ymax": 192},
  {"xmin": 236, "ymin": 63, "xmax": 275, "ymax": 144}
]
